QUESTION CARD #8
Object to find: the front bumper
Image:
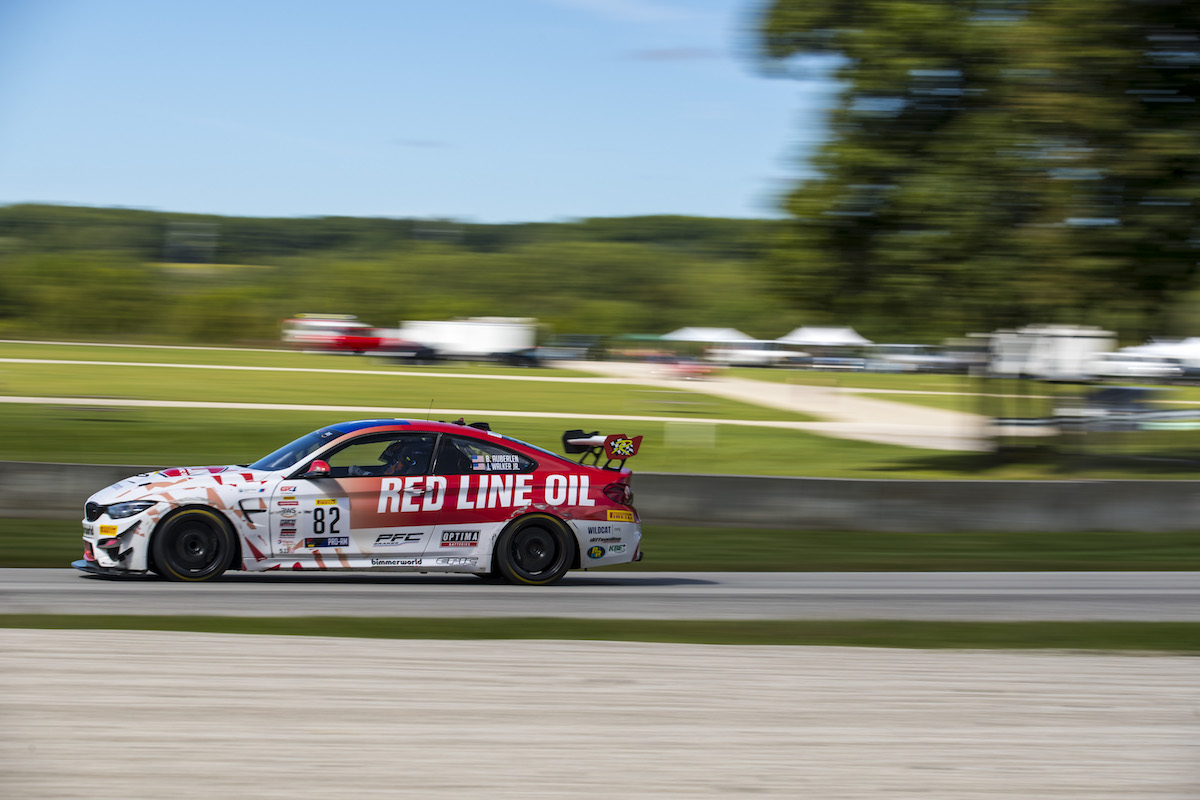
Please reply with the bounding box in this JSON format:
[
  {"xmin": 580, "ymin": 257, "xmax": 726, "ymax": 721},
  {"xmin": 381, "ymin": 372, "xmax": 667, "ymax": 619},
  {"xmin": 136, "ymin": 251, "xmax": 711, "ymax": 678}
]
[
  {"xmin": 71, "ymin": 558, "xmax": 146, "ymax": 577},
  {"xmin": 80, "ymin": 515, "xmax": 153, "ymax": 573}
]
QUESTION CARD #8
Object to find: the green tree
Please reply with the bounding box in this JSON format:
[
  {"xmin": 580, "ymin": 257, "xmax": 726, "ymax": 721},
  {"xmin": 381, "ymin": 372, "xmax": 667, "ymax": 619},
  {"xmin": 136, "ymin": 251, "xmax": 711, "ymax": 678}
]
[{"xmin": 760, "ymin": 0, "xmax": 1200, "ymax": 341}]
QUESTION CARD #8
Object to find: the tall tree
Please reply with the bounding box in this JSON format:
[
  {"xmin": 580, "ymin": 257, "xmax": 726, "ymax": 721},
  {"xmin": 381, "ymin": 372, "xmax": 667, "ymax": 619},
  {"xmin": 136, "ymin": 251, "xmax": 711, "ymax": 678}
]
[{"xmin": 760, "ymin": 0, "xmax": 1200, "ymax": 341}]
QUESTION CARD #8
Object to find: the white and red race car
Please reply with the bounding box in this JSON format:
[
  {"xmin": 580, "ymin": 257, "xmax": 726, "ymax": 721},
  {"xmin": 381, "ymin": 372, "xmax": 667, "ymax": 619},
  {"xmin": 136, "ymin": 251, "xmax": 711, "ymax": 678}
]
[{"xmin": 74, "ymin": 419, "xmax": 643, "ymax": 585}]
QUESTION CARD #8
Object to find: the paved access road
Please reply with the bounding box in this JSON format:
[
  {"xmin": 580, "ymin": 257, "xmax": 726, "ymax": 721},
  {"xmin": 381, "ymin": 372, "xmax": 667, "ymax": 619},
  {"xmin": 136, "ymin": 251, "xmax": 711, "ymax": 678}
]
[{"xmin": 5, "ymin": 569, "xmax": 1198, "ymax": 621}]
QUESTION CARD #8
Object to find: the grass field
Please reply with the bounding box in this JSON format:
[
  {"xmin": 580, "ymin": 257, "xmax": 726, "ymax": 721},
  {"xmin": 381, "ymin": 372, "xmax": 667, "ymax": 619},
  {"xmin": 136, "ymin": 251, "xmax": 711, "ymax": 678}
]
[
  {"xmin": 3, "ymin": 339, "xmax": 1199, "ymax": 478},
  {"xmin": 10, "ymin": 518, "xmax": 1200, "ymax": 571},
  {"xmin": 1, "ymin": 614, "xmax": 1197, "ymax": 650},
  {"xmin": 0, "ymin": 359, "xmax": 814, "ymax": 422}
]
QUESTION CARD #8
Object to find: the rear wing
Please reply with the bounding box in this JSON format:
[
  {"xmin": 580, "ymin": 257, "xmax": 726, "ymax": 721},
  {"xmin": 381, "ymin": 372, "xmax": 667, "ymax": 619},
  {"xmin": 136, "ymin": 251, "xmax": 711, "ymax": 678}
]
[{"xmin": 562, "ymin": 430, "xmax": 643, "ymax": 469}]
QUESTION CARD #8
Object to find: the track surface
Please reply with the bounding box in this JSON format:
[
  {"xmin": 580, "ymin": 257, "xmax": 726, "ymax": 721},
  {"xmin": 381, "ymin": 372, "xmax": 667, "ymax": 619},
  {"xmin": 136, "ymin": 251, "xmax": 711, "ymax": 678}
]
[
  {"xmin": 3, "ymin": 629, "xmax": 1198, "ymax": 799},
  {"xmin": 5, "ymin": 568, "xmax": 1199, "ymax": 620}
]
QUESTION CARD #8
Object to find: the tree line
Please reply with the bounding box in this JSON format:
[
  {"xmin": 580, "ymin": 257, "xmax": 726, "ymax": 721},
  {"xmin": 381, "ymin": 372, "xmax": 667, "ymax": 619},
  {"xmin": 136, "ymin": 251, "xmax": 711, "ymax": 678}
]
[{"xmin": 0, "ymin": 204, "xmax": 798, "ymax": 345}]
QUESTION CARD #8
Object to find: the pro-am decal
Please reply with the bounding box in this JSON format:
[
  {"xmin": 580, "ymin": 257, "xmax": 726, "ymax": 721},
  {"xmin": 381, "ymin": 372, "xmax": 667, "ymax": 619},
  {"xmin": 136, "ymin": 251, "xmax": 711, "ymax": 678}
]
[{"xmin": 305, "ymin": 536, "xmax": 349, "ymax": 548}]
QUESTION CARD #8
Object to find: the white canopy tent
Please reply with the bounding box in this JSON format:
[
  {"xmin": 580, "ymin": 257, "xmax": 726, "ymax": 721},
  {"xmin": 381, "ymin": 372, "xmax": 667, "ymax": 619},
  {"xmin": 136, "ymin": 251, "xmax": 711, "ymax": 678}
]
[
  {"xmin": 1121, "ymin": 337, "xmax": 1200, "ymax": 366},
  {"xmin": 661, "ymin": 327, "xmax": 756, "ymax": 344},
  {"xmin": 775, "ymin": 326, "xmax": 872, "ymax": 347}
]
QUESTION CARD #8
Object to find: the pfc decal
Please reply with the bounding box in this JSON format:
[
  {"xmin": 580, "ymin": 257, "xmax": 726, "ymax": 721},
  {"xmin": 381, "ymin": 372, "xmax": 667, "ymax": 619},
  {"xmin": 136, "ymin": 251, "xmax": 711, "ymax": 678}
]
[
  {"xmin": 440, "ymin": 530, "xmax": 480, "ymax": 547},
  {"xmin": 374, "ymin": 532, "xmax": 422, "ymax": 547},
  {"xmin": 587, "ymin": 545, "xmax": 605, "ymax": 559},
  {"xmin": 607, "ymin": 509, "xmax": 635, "ymax": 522},
  {"xmin": 304, "ymin": 536, "xmax": 349, "ymax": 548}
]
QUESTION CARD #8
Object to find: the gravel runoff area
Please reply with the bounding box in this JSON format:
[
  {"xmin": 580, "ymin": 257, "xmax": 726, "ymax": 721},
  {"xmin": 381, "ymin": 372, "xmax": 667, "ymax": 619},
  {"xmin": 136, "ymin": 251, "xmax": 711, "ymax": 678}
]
[{"xmin": 2, "ymin": 630, "xmax": 1196, "ymax": 799}]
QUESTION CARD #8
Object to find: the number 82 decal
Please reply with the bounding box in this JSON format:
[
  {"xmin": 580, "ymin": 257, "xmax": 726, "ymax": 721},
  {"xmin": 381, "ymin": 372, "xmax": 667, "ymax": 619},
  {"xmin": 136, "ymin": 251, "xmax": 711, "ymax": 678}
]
[{"xmin": 312, "ymin": 505, "xmax": 341, "ymax": 534}]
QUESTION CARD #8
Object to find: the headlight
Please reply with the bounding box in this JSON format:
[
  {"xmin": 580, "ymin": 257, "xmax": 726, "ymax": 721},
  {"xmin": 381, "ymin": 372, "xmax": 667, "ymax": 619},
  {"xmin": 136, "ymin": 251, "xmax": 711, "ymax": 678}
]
[{"xmin": 106, "ymin": 500, "xmax": 157, "ymax": 519}]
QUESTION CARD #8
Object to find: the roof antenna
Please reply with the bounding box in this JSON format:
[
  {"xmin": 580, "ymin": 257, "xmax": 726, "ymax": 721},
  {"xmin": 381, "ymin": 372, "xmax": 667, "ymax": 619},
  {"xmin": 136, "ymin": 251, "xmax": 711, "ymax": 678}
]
[{"xmin": 426, "ymin": 399, "xmax": 434, "ymax": 420}]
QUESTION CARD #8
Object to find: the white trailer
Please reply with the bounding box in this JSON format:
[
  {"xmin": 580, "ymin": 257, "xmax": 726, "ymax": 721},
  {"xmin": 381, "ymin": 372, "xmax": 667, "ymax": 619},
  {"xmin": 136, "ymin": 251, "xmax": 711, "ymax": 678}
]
[
  {"xmin": 989, "ymin": 324, "xmax": 1115, "ymax": 380},
  {"xmin": 391, "ymin": 317, "xmax": 538, "ymax": 361}
]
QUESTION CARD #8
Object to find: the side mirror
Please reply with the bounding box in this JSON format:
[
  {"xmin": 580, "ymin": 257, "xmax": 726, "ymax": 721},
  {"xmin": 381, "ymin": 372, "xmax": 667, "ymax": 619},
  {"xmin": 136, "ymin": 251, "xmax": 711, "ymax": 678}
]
[{"xmin": 301, "ymin": 459, "xmax": 331, "ymax": 478}]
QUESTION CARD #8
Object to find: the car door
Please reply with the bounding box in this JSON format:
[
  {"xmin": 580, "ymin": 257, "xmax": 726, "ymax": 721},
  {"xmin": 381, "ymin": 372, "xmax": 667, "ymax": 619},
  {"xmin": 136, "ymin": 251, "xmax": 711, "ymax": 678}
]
[
  {"xmin": 425, "ymin": 434, "xmax": 538, "ymax": 565},
  {"xmin": 271, "ymin": 433, "xmax": 441, "ymax": 565}
]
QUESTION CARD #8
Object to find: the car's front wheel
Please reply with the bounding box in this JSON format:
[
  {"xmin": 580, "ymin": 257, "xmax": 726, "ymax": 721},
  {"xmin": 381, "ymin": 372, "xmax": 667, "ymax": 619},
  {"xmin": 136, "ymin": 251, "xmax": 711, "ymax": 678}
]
[
  {"xmin": 493, "ymin": 515, "xmax": 574, "ymax": 586},
  {"xmin": 151, "ymin": 507, "xmax": 235, "ymax": 581}
]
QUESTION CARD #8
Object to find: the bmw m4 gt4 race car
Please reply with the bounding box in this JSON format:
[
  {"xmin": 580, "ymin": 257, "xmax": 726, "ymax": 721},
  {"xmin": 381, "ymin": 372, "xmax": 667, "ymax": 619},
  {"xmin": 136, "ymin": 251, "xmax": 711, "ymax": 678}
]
[{"xmin": 74, "ymin": 419, "xmax": 643, "ymax": 586}]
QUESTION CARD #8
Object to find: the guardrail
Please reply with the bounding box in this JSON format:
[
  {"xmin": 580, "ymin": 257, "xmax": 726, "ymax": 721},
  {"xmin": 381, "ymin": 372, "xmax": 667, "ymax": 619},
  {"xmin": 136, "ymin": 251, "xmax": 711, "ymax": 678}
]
[{"xmin": 5, "ymin": 461, "xmax": 1198, "ymax": 532}]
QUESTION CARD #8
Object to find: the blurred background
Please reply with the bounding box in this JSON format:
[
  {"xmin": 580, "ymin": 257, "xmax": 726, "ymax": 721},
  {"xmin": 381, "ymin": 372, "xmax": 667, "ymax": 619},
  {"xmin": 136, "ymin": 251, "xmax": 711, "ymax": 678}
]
[{"xmin": 1, "ymin": 0, "xmax": 1199, "ymax": 467}]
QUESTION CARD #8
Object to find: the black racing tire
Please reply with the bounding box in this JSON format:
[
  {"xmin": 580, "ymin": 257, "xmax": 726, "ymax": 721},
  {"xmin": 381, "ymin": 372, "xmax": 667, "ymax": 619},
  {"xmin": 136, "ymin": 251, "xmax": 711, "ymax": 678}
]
[
  {"xmin": 150, "ymin": 507, "xmax": 235, "ymax": 582},
  {"xmin": 493, "ymin": 515, "xmax": 574, "ymax": 586}
]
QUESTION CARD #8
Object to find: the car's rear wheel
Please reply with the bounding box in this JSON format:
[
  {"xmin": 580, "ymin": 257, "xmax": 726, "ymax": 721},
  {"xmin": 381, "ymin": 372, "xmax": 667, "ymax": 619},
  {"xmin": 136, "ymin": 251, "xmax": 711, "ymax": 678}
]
[
  {"xmin": 151, "ymin": 508, "xmax": 235, "ymax": 582},
  {"xmin": 493, "ymin": 515, "xmax": 574, "ymax": 586}
]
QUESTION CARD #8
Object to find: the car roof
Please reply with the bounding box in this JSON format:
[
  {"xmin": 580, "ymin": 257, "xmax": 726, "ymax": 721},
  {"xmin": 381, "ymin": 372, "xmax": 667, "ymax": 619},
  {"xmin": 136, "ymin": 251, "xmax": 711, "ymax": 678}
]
[{"xmin": 324, "ymin": 418, "xmax": 503, "ymax": 440}]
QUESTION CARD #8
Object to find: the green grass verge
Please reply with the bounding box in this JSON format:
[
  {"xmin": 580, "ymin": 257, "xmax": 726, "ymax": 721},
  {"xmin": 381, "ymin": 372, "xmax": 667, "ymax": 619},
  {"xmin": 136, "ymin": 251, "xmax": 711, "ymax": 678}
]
[
  {"xmin": 2, "ymin": 614, "xmax": 1198, "ymax": 651},
  {"xmin": 0, "ymin": 360, "xmax": 813, "ymax": 422},
  {"xmin": 4, "ymin": 402, "xmax": 1200, "ymax": 479},
  {"xmin": 0, "ymin": 403, "xmax": 958, "ymax": 478},
  {"xmin": 614, "ymin": 527, "xmax": 1200, "ymax": 571},
  {"xmin": 10, "ymin": 518, "xmax": 1200, "ymax": 571}
]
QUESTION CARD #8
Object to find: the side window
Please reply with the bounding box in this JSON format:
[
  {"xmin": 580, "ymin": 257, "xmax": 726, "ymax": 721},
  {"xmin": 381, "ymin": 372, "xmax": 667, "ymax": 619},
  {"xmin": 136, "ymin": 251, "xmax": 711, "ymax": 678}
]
[
  {"xmin": 435, "ymin": 436, "xmax": 536, "ymax": 475},
  {"xmin": 324, "ymin": 434, "xmax": 437, "ymax": 478}
]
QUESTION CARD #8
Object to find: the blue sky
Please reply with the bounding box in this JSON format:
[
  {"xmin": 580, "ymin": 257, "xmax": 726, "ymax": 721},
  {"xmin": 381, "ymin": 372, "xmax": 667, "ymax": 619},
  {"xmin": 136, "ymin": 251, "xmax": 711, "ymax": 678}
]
[{"xmin": 0, "ymin": 0, "xmax": 836, "ymax": 223}]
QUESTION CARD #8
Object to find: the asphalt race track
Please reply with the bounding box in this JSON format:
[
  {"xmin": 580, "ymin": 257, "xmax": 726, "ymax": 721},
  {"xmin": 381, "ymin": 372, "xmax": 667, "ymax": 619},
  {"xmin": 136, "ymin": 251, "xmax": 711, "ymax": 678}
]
[{"xmin": 4, "ymin": 568, "xmax": 1199, "ymax": 620}]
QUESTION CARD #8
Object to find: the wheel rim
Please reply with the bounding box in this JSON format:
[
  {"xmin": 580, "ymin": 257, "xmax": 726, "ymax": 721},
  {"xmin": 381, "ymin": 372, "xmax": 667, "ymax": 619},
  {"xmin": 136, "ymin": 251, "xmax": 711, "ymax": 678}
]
[
  {"xmin": 169, "ymin": 521, "xmax": 222, "ymax": 575},
  {"xmin": 511, "ymin": 526, "xmax": 559, "ymax": 576}
]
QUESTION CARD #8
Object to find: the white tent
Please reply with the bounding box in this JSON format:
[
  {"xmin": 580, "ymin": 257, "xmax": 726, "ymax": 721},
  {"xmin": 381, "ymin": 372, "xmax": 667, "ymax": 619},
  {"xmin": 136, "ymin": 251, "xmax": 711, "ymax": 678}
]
[
  {"xmin": 1121, "ymin": 337, "xmax": 1200, "ymax": 367},
  {"xmin": 776, "ymin": 326, "xmax": 872, "ymax": 347},
  {"xmin": 661, "ymin": 327, "xmax": 755, "ymax": 343}
]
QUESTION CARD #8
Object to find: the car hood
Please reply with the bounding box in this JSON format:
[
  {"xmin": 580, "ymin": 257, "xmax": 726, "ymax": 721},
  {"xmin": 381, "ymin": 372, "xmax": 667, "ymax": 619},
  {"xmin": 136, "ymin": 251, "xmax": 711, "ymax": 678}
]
[{"xmin": 88, "ymin": 465, "xmax": 276, "ymax": 506}]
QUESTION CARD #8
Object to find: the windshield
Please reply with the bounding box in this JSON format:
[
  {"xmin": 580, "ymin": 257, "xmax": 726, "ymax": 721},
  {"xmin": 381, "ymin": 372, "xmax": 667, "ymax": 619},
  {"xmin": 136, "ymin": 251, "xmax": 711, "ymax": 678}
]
[{"xmin": 249, "ymin": 428, "xmax": 340, "ymax": 471}]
